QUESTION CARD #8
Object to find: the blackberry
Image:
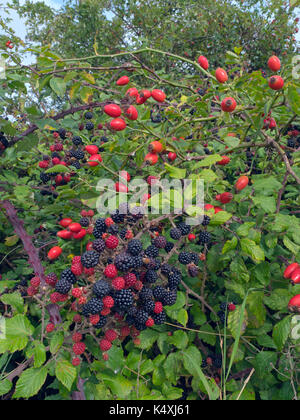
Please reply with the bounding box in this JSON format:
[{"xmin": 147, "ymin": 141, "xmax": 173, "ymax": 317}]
[
  {"xmin": 82, "ymin": 303, "xmax": 91, "ymax": 317},
  {"xmin": 93, "ymin": 280, "xmax": 111, "ymax": 298},
  {"xmin": 145, "ymin": 245, "xmax": 159, "ymax": 258},
  {"xmin": 52, "ymin": 152, "xmax": 61, "ymax": 159},
  {"xmin": 165, "ymin": 242, "xmax": 174, "ymax": 253},
  {"xmin": 85, "ymin": 122, "xmax": 94, "ymax": 131},
  {"xmin": 204, "ymin": 148, "xmax": 211, "ymax": 155},
  {"xmin": 92, "ymin": 238, "xmax": 106, "ymax": 253},
  {"xmin": 220, "ymin": 302, "xmax": 227, "ymax": 311},
  {"xmin": 212, "ymin": 354, "xmax": 223, "ymax": 369},
  {"xmin": 119, "ymin": 228, "xmax": 128, "ymax": 240},
  {"xmin": 95, "ymin": 218, "xmax": 107, "ymax": 231},
  {"xmin": 190, "ymin": 252, "xmax": 200, "ymax": 265},
  {"xmin": 202, "ymin": 215, "xmax": 211, "ymax": 226},
  {"xmin": 201, "ymin": 359, "xmax": 208, "ymax": 368},
  {"xmin": 177, "ymin": 222, "xmax": 191, "ymax": 236},
  {"xmin": 170, "ymin": 228, "xmax": 181, "ymax": 240},
  {"xmin": 151, "ymin": 114, "xmax": 162, "ymax": 123},
  {"xmin": 162, "ymin": 290, "xmax": 177, "ymax": 306},
  {"xmin": 131, "ymin": 255, "xmax": 143, "ymax": 268},
  {"xmin": 167, "ymin": 272, "xmax": 181, "ymax": 289},
  {"xmin": 161, "ymin": 263, "xmax": 172, "ymax": 276},
  {"xmin": 40, "ymin": 172, "xmax": 50, "ymax": 183},
  {"xmin": 88, "ymin": 297, "xmax": 103, "ymax": 314},
  {"xmin": 153, "ymin": 286, "xmax": 167, "ymax": 300},
  {"xmin": 127, "ymin": 239, "xmax": 143, "ymax": 256},
  {"xmin": 188, "ymin": 264, "xmax": 199, "ymax": 278},
  {"xmin": 61, "ymin": 268, "xmax": 77, "ymax": 284},
  {"xmin": 153, "ymin": 236, "xmax": 167, "ymax": 249},
  {"xmin": 126, "ymin": 315, "xmax": 135, "ymax": 326},
  {"xmin": 218, "ymin": 310, "xmax": 226, "ymax": 323},
  {"xmin": 153, "ymin": 311, "xmax": 166, "ymax": 325},
  {"xmin": 114, "ymin": 289, "xmax": 134, "ymax": 310},
  {"xmin": 95, "ymin": 316, "xmax": 107, "ymax": 329},
  {"xmin": 127, "ymin": 306, "xmax": 138, "ymax": 317},
  {"xmin": 145, "ymin": 270, "xmax": 158, "ymax": 284},
  {"xmin": 72, "ymin": 136, "xmax": 83, "ymax": 146},
  {"xmin": 178, "ymin": 252, "xmax": 192, "ymax": 265},
  {"xmin": 134, "ymin": 310, "xmax": 149, "ymax": 326},
  {"xmin": 197, "ymin": 88, "xmax": 206, "ymax": 96},
  {"xmin": 100, "ymin": 136, "xmax": 109, "ymax": 143},
  {"xmin": 85, "ymin": 111, "xmax": 93, "ymax": 120},
  {"xmin": 58, "ymin": 128, "xmax": 66, "ymax": 140},
  {"xmin": 71, "ymin": 149, "xmax": 84, "ymax": 160},
  {"xmin": 144, "ymin": 300, "xmax": 155, "ymax": 313},
  {"xmin": 79, "ymin": 217, "xmax": 90, "ymax": 227},
  {"xmin": 55, "ymin": 278, "xmax": 72, "ymax": 294},
  {"xmin": 81, "ymin": 250, "xmax": 100, "ymax": 268},
  {"xmin": 139, "ymin": 287, "xmax": 154, "ymax": 302},
  {"xmin": 198, "ymin": 231, "xmax": 211, "ymax": 245},
  {"xmin": 148, "ymin": 258, "xmax": 161, "ymax": 271},
  {"xmin": 288, "ymin": 138, "xmax": 295, "ymax": 148},
  {"xmin": 72, "ymin": 160, "xmax": 81, "ymax": 169},
  {"xmin": 108, "ymin": 225, "xmax": 119, "ymax": 235},
  {"xmin": 111, "ymin": 210, "xmax": 125, "ymax": 224},
  {"xmin": 0, "ymin": 135, "xmax": 8, "ymax": 148},
  {"xmin": 115, "ymin": 253, "xmax": 134, "ymax": 271}
]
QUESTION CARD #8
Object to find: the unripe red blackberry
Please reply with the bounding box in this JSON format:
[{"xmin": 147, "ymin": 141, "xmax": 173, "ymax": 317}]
[
  {"xmin": 102, "ymin": 295, "xmax": 114, "ymax": 308},
  {"xmin": 154, "ymin": 301, "xmax": 163, "ymax": 314},
  {"xmin": 99, "ymin": 339, "xmax": 112, "ymax": 351},
  {"xmin": 124, "ymin": 272, "xmax": 137, "ymax": 288},
  {"xmin": 112, "ymin": 277, "xmax": 125, "ymax": 290},
  {"xmin": 90, "ymin": 314, "xmax": 100, "ymax": 325},
  {"xmin": 73, "ymin": 314, "xmax": 82, "ymax": 323},
  {"xmin": 72, "ymin": 357, "xmax": 81, "ymax": 367},
  {"xmin": 72, "ymin": 332, "xmax": 83, "ymax": 343},
  {"xmin": 73, "ymin": 342, "xmax": 86, "ymax": 355},
  {"xmin": 105, "ymin": 235, "xmax": 119, "ymax": 249},
  {"xmin": 146, "ymin": 317, "xmax": 155, "ymax": 327},
  {"xmin": 104, "ymin": 264, "xmax": 118, "ymax": 278},
  {"xmin": 72, "ymin": 288, "xmax": 82, "ymax": 298},
  {"xmin": 45, "ymin": 273, "xmax": 58, "ymax": 287},
  {"xmin": 71, "ymin": 264, "xmax": 83, "ymax": 276},
  {"xmin": 46, "ymin": 323, "xmax": 55, "ymax": 333},
  {"xmin": 105, "ymin": 329, "xmax": 118, "ymax": 342},
  {"xmin": 30, "ymin": 276, "xmax": 40, "ymax": 288}
]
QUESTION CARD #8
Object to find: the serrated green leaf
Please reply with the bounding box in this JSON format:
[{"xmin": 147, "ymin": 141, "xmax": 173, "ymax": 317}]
[
  {"xmin": 14, "ymin": 367, "xmax": 48, "ymax": 399},
  {"xmin": 55, "ymin": 359, "xmax": 77, "ymax": 391}
]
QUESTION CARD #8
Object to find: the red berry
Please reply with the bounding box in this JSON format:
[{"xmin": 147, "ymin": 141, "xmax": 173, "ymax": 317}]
[
  {"xmin": 73, "ymin": 314, "xmax": 82, "ymax": 323},
  {"xmin": 269, "ymin": 75, "xmax": 284, "ymax": 90},
  {"xmin": 112, "ymin": 277, "xmax": 125, "ymax": 290},
  {"xmin": 284, "ymin": 263, "xmax": 299, "ymax": 279},
  {"xmin": 228, "ymin": 303, "xmax": 236, "ymax": 312},
  {"xmin": 30, "ymin": 276, "xmax": 40, "ymax": 288},
  {"xmin": 221, "ymin": 97, "xmax": 237, "ymax": 112},
  {"xmin": 72, "ymin": 357, "xmax": 81, "ymax": 367},
  {"xmin": 105, "ymin": 329, "xmax": 118, "ymax": 342},
  {"xmin": 198, "ymin": 55, "xmax": 209, "ymax": 70},
  {"xmin": 57, "ymin": 230, "xmax": 73, "ymax": 240},
  {"xmin": 104, "ymin": 104, "xmax": 122, "ymax": 117},
  {"xmin": 39, "ymin": 160, "xmax": 49, "ymax": 169},
  {"xmin": 288, "ymin": 295, "xmax": 300, "ymax": 313},
  {"xmin": 146, "ymin": 318, "xmax": 154, "ymax": 327},
  {"xmin": 48, "ymin": 246, "xmax": 62, "ymax": 260},
  {"xmin": 45, "ymin": 273, "xmax": 57, "ymax": 287},
  {"xmin": 110, "ymin": 118, "xmax": 126, "ymax": 131},
  {"xmin": 149, "ymin": 141, "xmax": 163, "ymax": 153},
  {"xmin": 126, "ymin": 87, "xmax": 139, "ymax": 98},
  {"xmin": 115, "ymin": 182, "xmax": 129, "ymax": 193},
  {"xmin": 116, "ymin": 76, "xmax": 130, "ymax": 86},
  {"xmin": 144, "ymin": 153, "xmax": 158, "ymax": 165},
  {"xmin": 134, "ymin": 280, "xmax": 143, "ymax": 291},
  {"xmin": 268, "ymin": 55, "xmax": 281, "ymax": 72},
  {"xmin": 73, "ymin": 342, "xmax": 86, "ymax": 355},
  {"xmin": 99, "ymin": 339, "xmax": 112, "ymax": 351},
  {"xmin": 102, "ymin": 296, "xmax": 114, "ymax": 308},
  {"xmin": 72, "ymin": 288, "xmax": 83, "ymax": 298},
  {"xmin": 151, "ymin": 89, "xmax": 166, "ymax": 103},
  {"xmin": 104, "ymin": 264, "xmax": 118, "ymax": 278},
  {"xmin": 125, "ymin": 105, "xmax": 138, "ymax": 121},
  {"xmin": 216, "ymin": 192, "xmax": 233, "ymax": 204},
  {"xmin": 72, "ymin": 332, "xmax": 83, "ymax": 343},
  {"xmin": 78, "ymin": 296, "xmax": 87, "ymax": 305},
  {"xmin": 291, "ymin": 269, "xmax": 300, "ymax": 285},
  {"xmin": 85, "ymin": 145, "xmax": 99, "ymax": 155},
  {"xmin": 188, "ymin": 233, "xmax": 196, "ymax": 242},
  {"xmin": 217, "ymin": 156, "xmax": 230, "ymax": 166},
  {"xmin": 124, "ymin": 273, "xmax": 137, "ymax": 288},
  {"xmin": 68, "ymin": 222, "xmax": 82, "ymax": 233},
  {"xmin": 46, "ymin": 323, "xmax": 55, "ymax": 333},
  {"xmin": 119, "ymin": 170, "xmax": 131, "ymax": 182},
  {"xmin": 84, "ymin": 267, "xmax": 95, "ymax": 276},
  {"xmin": 101, "ymin": 308, "xmax": 111, "ymax": 316},
  {"xmin": 154, "ymin": 302, "xmax": 163, "ymax": 314},
  {"xmin": 147, "ymin": 175, "xmax": 159, "ymax": 185},
  {"xmin": 102, "ymin": 353, "xmax": 109, "ymax": 361},
  {"xmin": 87, "ymin": 210, "xmax": 94, "ymax": 217},
  {"xmin": 168, "ymin": 152, "xmax": 177, "ymax": 161},
  {"xmin": 235, "ymin": 176, "xmax": 249, "ymax": 191},
  {"xmin": 88, "ymin": 154, "xmax": 102, "ymax": 166},
  {"xmin": 215, "ymin": 68, "xmax": 228, "ymax": 83},
  {"xmin": 121, "ymin": 326, "xmax": 130, "ymax": 337},
  {"xmin": 73, "ymin": 229, "xmax": 87, "ymax": 240},
  {"xmin": 90, "ymin": 314, "xmax": 100, "ymax": 325}
]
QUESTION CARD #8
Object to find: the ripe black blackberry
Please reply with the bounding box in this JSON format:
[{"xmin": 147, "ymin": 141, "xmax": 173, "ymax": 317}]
[
  {"xmin": 95, "ymin": 217, "xmax": 107, "ymax": 231},
  {"xmin": 164, "ymin": 242, "xmax": 174, "ymax": 253},
  {"xmin": 161, "ymin": 263, "xmax": 172, "ymax": 276},
  {"xmin": 127, "ymin": 239, "xmax": 143, "ymax": 256},
  {"xmin": 145, "ymin": 270, "xmax": 158, "ymax": 284},
  {"xmin": 139, "ymin": 287, "xmax": 154, "ymax": 302},
  {"xmin": 153, "ymin": 286, "xmax": 166, "ymax": 300},
  {"xmin": 188, "ymin": 264, "xmax": 199, "ymax": 278},
  {"xmin": 85, "ymin": 111, "xmax": 93, "ymax": 120},
  {"xmin": 81, "ymin": 250, "xmax": 100, "ymax": 268},
  {"xmin": 153, "ymin": 311, "xmax": 166, "ymax": 325},
  {"xmin": 115, "ymin": 253, "xmax": 134, "ymax": 271},
  {"xmin": 134, "ymin": 310, "xmax": 149, "ymax": 327},
  {"xmin": 88, "ymin": 297, "xmax": 103, "ymax": 314},
  {"xmin": 177, "ymin": 222, "xmax": 191, "ymax": 236},
  {"xmin": 218, "ymin": 310, "xmax": 226, "ymax": 323},
  {"xmin": 145, "ymin": 245, "xmax": 159, "ymax": 258},
  {"xmin": 178, "ymin": 252, "xmax": 192, "ymax": 265},
  {"xmin": 201, "ymin": 359, "xmax": 208, "ymax": 368},
  {"xmin": 85, "ymin": 122, "xmax": 94, "ymax": 131},
  {"xmin": 170, "ymin": 228, "xmax": 181, "ymax": 240},
  {"xmin": 220, "ymin": 302, "xmax": 228, "ymax": 311},
  {"xmin": 55, "ymin": 278, "xmax": 72, "ymax": 294},
  {"xmin": 202, "ymin": 215, "xmax": 211, "ymax": 226},
  {"xmin": 72, "ymin": 160, "xmax": 81, "ymax": 169},
  {"xmin": 190, "ymin": 252, "xmax": 200, "ymax": 265},
  {"xmin": 108, "ymin": 225, "xmax": 119, "ymax": 235},
  {"xmin": 58, "ymin": 128, "xmax": 66, "ymax": 140},
  {"xmin": 212, "ymin": 354, "xmax": 223, "ymax": 369},
  {"xmin": 72, "ymin": 136, "xmax": 83, "ymax": 146},
  {"xmin": 92, "ymin": 238, "xmax": 106, "ymax": 253},
  {"xmin": 111, "ymin": 210, "xmax": 125, "ymax": 224},
  {"xmin": 93, "ymin": 280, "xmax": 111, "ymax": 298},
  {"xmin": 70, "ymin": 149, "xmax": 84, "ymax": 160},
  {"xmin": 61, "ymin": 268, "xmax": 77, "ymax": 284},
  {"xmin": 167, "ymin": 272, "xmax": 181, "ymax": 289},
  {"xmin": 94, "ymin": 316, "xmax": 107, "ymax": 329},
  {"xmin": 144, "ymin": 300, "xmax": 155, "ymax": 313},
  {"xmin": 288, "ymin": 138, "xmax": 295, "ymax": 148},
  {"xmin": 131, "ymin": 255, "xmax": 143, "ymax": 268},
  {"xmin": 100, "ymin": 136, "xmax": 109, "ymax": 143},
  {"xmin": 0, "ymin": 135, "xmax": 8, "ymax": 148},
  {"xmin": 114, "ymin": 289, "xmax": 134, "ymax": 309},
  {"xmin": 148, "ymin": 258, "xmax": 161, "ymax": 271},
  {"xmin": 79, "ymin": 217, "xmax": 89, "ymax": 227},
  {"xmin": 198, "ymin": 231, "xmax": 211, "ymax": 245},
  {"xmin": 82, "ymin": 303, "xmax": 91, "ymax": 317},
  {"xmin": 153, "ymin": 236, "xmax": 167, "ymax": 249},
  {"xmin": 40, "ymin": 172, "xmax": 50, "ymax": 183},
  {"xmin": 119, "ymin": 228, "xmax": 128, "ymax": 240},
  {"xmin": 162, "ymin": 290, "xmax": 177, "ymax": 306}
]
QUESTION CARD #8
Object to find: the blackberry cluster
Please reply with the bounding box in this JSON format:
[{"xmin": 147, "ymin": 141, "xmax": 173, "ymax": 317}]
[
  {"xmin": 127, "ymin": 239, "xmax": 143, "ymax": 256},
  {"xmin": 81, "ymin": 250, "xmax": 100, "ymax": 268}
]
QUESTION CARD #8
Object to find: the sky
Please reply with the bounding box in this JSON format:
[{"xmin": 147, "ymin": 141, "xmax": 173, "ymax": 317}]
[{"xmin": 1, "ymin": 0, "xmax": 299, "ymax": 65}]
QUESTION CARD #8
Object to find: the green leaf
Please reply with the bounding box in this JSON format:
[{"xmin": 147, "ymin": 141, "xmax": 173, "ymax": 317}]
[
  {"xmin": 252, "ymin": 196, "xmax": 276, "ymax": 213},
  {"xmin": 253, "ymin": 351, "xmax": 277, "ymax": 378},
  {"xmin": 49, "ymin": 77, "xmax": 66, "ymax": 97},
  {"xmin": 101, "ymin": 373, "xmax": 133, "ymax": 399},
  {"xmin": 0, "ymin": 315, "xmax": 34, "ymax": 353},
  {"xmin": 50, "ymin": 331, "xmax": 64, "ymax": 354},
  {"xmin": 210, "ymin": 211, "xmax": 232, "ymax": 226},
  {"xmin": 222, "ymin": 236, "xmax": 238, "ymax": 254},
  {"xmin": 264, "ymin": 289, "xmax": 293, "ymax": 311},
  {"xmin": 240, "ymin": 238, "xmax": 265, "ymax": 263},
  {"xmin": 176, "ymin": 308, "xmax": 188, "ymax": 327},
  {"xmin": 283, "ymin": 236, "xmax": 300, "ymax": 255},
  {"xmin": 198, "ymin": 169, "xmax": 217, "ymax": 183},
  {"xmin": 169, "ymin": 330, "xmax": 189, "ymax": 349},
  {"xmin": 0, "ymin": 292, "xmax": 24, "ymax": 313},
  {"xmin": 236, "ymin": 222, "xmax": 255, "ymax": 237},
  {"xmin": 33, "ymin": 342, "xmax": 46, "ymax": 368},
  {"xmin": 0, "ymin": 379, "xmax": 12, "ymax": 396},
  {"xmin": 46, "ymin": 164, "xmax": 70, "ymax": 174},
  {"xmin": 192, "ymin": 154, "xmax": 222, "ymax": 169},
  {"xmin": 14, "ymin": 367, "xmax": 48, "ymax": 399},
  {"xmin": 137, "ymin": 329, "xmax": 159, "ymax": 350},
  {"xmin": 164, "ymin": 163, "xmax": 186, "ymax": 179},
  {"xmin": 55, "ymin": 359, "xmax": 77, "ymax": 391},
  {"xmin": 182, "ymin": 346, "xmax": 202, "ymax": 376},
  {"xmin": 273, "ymin": 316, "xmax": 292, "ymax": 351},
  {"xmin": 287, "ymin": 86, "xmax": 300, "ymax": 113}
]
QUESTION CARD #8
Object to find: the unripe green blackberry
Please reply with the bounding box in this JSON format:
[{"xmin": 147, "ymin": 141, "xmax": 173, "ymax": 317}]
[
  {"xmin": 127, "ymin": 239, "xmax": 143, "ymax": 256},
  {"xmin": 93, "ymin": 280, "xmax": 111, "ymax": 298},
  {"xmin": 81, "ymin": 250, "xmax": 100, "ymax": 268},
  {"xmin": 55, "ymin": 278, "xmax": 72, "ymax": 294},
  {"xmin": 170, "ymin": 228, "xmax": 182, "ymax": 240}
]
